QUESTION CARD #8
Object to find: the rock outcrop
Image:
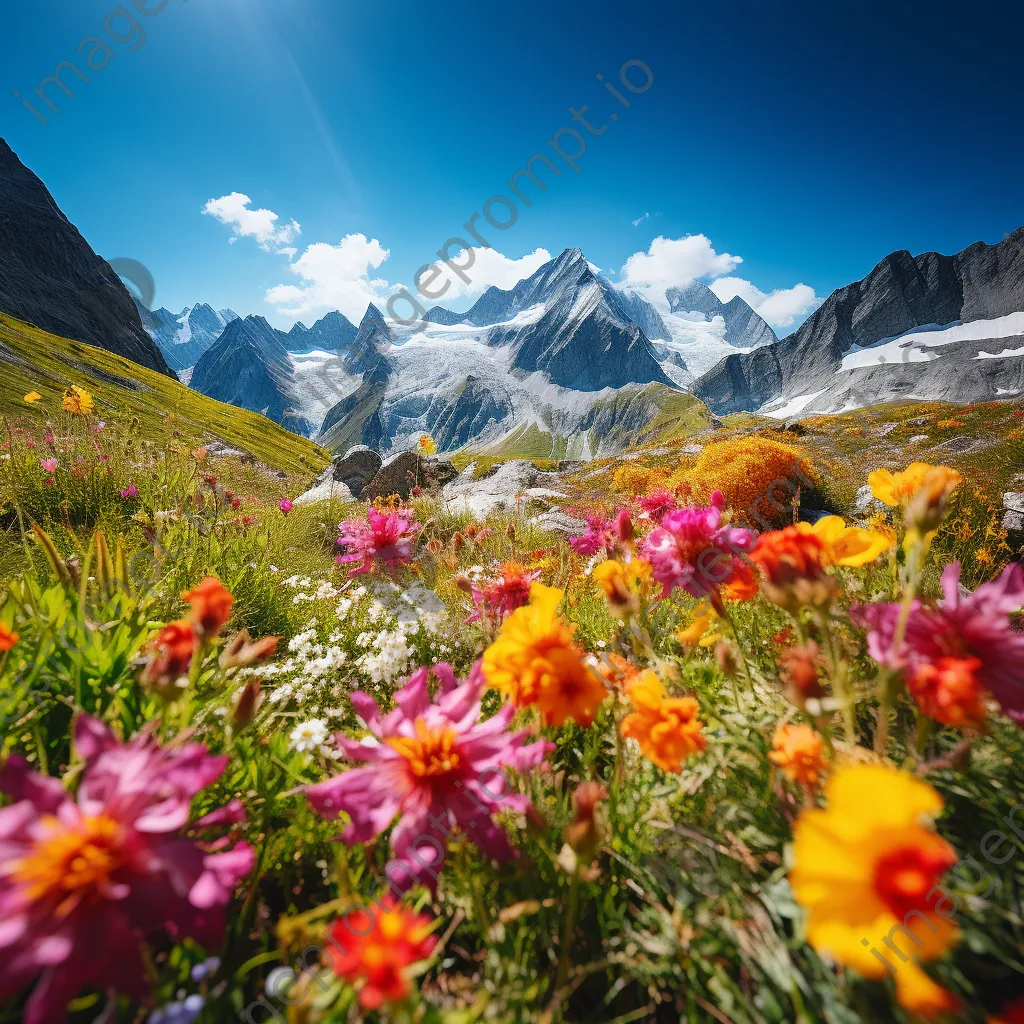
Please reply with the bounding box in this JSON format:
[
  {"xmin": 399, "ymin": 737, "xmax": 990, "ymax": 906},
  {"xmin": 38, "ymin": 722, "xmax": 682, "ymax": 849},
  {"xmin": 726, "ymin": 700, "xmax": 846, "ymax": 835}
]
[{"xmin": 0, "ymin": 138, "xmax": 172, "ymax": 375}]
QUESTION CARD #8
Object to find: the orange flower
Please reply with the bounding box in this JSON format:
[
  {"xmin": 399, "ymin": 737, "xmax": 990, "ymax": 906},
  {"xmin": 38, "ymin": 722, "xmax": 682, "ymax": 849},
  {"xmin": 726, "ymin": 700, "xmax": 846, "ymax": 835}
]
[
  {"xmin": 748, "ymin": 526, "xmax": 835, "ymax": 609},
  {"xmin": 591, "ymin": 653, "xmax": 643, "ymax": 692},
  {"xmin": 0, "ymin": 623, "xmax": 19, "ymax": 651},
  {"xmin": 908, "ymin": 656, "xmax": 987, "ymax": 729},
  {"xmin": 621, "ymin": 670, "xmax": 706, "ymax": 772},
  {"xmin": 140, "ymin": 619, "xmax": 198, "ymax": 693},
  {"xmin": 779, "ymin": 641, "xmax": 825, "ymax": 701},
  {"xmin": 593, "ymin": 558, "xmax": 650, "ymax": 619},
  {"xmin": 325, "ymin": 897, "xmax": 436, "ymax": 1010},
  {"xmin": 768, "ymin": 723, "xmax": 827, "ymax": 787},
  {"xmin": 181, "ymin": 576, "xmax": 234, "ymax": 635},
  {"xmin": 720, "ymin": 556, "xmax": 758, "ymax": 601},
  {"xmin": 482, "ymin": 583, "xmax": 607, "ymax": 727}
]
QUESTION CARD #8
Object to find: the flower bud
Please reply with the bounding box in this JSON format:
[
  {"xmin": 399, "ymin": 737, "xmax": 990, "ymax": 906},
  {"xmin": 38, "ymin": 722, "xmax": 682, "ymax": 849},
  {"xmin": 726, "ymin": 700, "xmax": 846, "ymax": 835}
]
[{"xmin": 564, "ymin": 781, "xmax": 608, "ymax": 860}]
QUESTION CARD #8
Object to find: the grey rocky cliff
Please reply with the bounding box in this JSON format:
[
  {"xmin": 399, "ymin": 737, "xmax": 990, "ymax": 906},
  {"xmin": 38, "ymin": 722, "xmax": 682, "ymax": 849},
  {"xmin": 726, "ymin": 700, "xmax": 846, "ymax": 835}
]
[{"xmin": 0, "ymin": 138, "xmax": 172, "ymax": 375}]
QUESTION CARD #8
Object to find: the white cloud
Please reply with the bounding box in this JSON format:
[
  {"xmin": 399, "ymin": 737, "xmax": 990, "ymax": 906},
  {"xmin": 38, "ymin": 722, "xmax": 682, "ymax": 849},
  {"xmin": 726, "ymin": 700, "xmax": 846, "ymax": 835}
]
[
  {"xmin": 618, "ymin": 234, "xmax": 742, "ymax": 302},
  {"xmin": 617, "ymin": 233, "xmax": 820, "ymax": 329},
  {"xmin": 631, "ymin": 212, "xmax": 650, "ymax": 227},
  {"xmin": 264, "ymin": 233, "xmax": 393, "ymax": 324},
  {"xmin": 203, "ymin": 192, "xmax": 301, "ymax": 251},
  {"xmin": 417, "ymin": 247, "xmax": 552, "ymax": 306},
  {"xmin": 710, "ymin": 277, "xmax": 821, "ymax": 328}
]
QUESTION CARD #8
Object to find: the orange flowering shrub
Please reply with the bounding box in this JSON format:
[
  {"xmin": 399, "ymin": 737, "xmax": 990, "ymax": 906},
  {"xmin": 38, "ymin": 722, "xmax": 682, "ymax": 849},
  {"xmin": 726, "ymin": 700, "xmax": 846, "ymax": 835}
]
[{"xmin": 686, "ymin": 435, "xmax": 814, "ymax": 524}]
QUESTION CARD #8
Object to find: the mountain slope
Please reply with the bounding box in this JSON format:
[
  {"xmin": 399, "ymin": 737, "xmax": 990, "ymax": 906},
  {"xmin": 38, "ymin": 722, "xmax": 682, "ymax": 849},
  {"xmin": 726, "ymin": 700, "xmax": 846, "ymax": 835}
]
[
  {"xmin": 0, "ymin": 312, "xmax": 328, "ymax": 477},
  {"xmin": 0, "ymin": 138, "xmax": 172, "ymax": 377},
  {"xmin": 693, "ymin": 227, "xmax": 1024, "ymax": 415},
  {"xmin": 190, "ymin": 315, "xmax": 314, "ymax": 435}
]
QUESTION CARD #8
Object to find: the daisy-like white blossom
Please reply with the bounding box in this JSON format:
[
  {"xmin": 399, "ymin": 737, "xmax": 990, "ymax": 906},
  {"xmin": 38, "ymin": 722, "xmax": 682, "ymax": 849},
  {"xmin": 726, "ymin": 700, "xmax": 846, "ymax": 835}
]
[{"xmin": 290, "ymin": 718, "xmax": 329, "ymax": 753}]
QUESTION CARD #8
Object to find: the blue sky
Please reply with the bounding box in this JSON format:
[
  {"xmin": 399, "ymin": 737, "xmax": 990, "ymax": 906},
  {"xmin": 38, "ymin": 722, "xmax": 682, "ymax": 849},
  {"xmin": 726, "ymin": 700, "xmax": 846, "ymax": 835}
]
[{"xmin": 3, "ymin": 0, "xmax": 1023, "ymax": 334}]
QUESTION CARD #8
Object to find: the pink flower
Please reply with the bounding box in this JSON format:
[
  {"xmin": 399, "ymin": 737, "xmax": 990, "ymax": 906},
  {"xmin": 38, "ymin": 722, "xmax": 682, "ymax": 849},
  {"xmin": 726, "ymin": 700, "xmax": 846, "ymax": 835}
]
[
  {"xmin": 120, "ymin": 485, "xmax": 138, "ymax": 498},
  {"xmin": 637, "ymin": 489, "xmax": 678, "ymax": 523},
  {"xmin": 39, "ymin": 459, "xmax": 58, "ymax": 474},
  {"xmin": 467, "ymin": 564, "xmax": 542, "ymax": 624},
  {"xmin": 639, "ymin": 503, "xmax": 758, "ymax": 600},
  {"xmin": 302, "ymin": 663, "xmax": 551, "ymax": 892},
  {"xmin": 569, "ymin": 515, "xmax": 617, "ymax": 557},
  {"xmin": 336, "ymin": 507, "xmax": 421, "ymax": 578},
  {"xmin": 0, "ymin": 715, "xmax": 254, "ymax": 1024},
  {"xmin": 853, "ymin": 561, "xmax": 1024, "ymax": 724},
  {"xmin": 279, "ymin": 499, "xmax": 293, "ymax": 515}
]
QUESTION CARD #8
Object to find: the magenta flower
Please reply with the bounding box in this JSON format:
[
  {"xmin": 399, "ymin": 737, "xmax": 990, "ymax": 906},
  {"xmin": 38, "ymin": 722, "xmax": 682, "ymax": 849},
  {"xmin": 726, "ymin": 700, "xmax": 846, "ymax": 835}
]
[
  {"xmin": 0, "ymin": 715, "xmax": 254, "ymax": 1024},
  {"xmin": 302, "ymin": 663, "xmax": 551, "ymax": 892},
  {"xmin": 336, "ymin": 506, "xmax": 421, "ymax": 578},
  {"xmin": 39, "ymin": 458, "xmax": 58, "ymax": 474},
  {"xmin": 853, "ymin": 561, "xmax": 1024, "ymax": 724},
  {"xmin": 569, "ymin": 515, "xmax": 617, "ymax": 557},
  {"xmin": 120, "ymin": 485, "xmax": 138, "ymax": 498},
  {"xmin": 279, "ymin": 498, "xmax": 293, "ymax": 515},
  {"xmin": 637, "ymin": 489, "xmax": 678, "ymax": 522},
  {"xmin": 639, "ymin": 502, "xmax": 758, "ymax": 599}
]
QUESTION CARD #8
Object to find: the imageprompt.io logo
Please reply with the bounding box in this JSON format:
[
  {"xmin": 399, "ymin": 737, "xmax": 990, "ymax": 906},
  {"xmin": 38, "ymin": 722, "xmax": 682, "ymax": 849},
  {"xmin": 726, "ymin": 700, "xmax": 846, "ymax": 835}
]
[{"xmin": 109, "ymin": 257, "xmax": 156, "ymax": 311}]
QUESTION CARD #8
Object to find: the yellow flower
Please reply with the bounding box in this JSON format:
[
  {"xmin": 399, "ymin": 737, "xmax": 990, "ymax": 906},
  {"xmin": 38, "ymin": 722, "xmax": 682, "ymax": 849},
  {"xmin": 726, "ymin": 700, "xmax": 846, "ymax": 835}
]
[
  {"xmin": 621, "ymin": 670, "xmax": 706, "ymax": 772},
  {"xmin": 482, "ymin": 583, "xmax": 607, "ymax": 727},
  {"xmin": 790, "ymin": 764, "xmax": 958, "ymax": 1007},
  {"xmin": 23, "ymin": 391, "xmax": 42, "ymax": 404},
  {"xmin": 418, "ymin": 434, "xmax": 437, "ymax": 455},
  {"xmin": 61, "ymin": 385, "xmax": 94, "ymax": 416},
  {"xmin": 676, "ymin": 610, "xmax": 720, "ymax": 648},
  {"xmin": 868, "ymin": 462, "xmax": 961, "ymax": 507},
  {"xmin": 800, "ymin": 515, "xmax": 894, "ymax": 567},
  {"xmin": 593, "ymin": 558, "xmax": 651, "ymax": 618}
]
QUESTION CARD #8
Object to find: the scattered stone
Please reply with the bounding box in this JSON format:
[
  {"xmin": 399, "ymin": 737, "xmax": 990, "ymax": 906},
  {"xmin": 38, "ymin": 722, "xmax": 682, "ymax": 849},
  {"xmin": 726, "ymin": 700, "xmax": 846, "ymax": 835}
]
[
  {"xmin": 293, "ymin": 473, "xmax": 355, "ymax": 506},
  {"xmin": 855, "ymin": 484, "xmax": 886, "ymax": 514},
  {"xmin": 907, "ymin": 434, "xmax": 929, "ymax": 444},
  {"xmin": 930, "ymin": 436, "xmax": 984, "ymax": 455},
  {"xmin": 363, "ymin": 452, "xmax": 457, "ymax": 501},
  {"xmin": 680, "ymin": 444, "xmax": 703, "ymax": 455},
  {"xmin": 442, "ymin": 460, "xmax": 542, "ymax": 518},
  {"xmin": 329, "ymin": 446, "xmax": 382, "ymax": 498},
  {"xmin": 527, "ymin": 509, "xmax": 588, "ymax": 535},
  {"xmin": 1003, "ymin": 492, "xmax": 1024, "ymax": 532}
]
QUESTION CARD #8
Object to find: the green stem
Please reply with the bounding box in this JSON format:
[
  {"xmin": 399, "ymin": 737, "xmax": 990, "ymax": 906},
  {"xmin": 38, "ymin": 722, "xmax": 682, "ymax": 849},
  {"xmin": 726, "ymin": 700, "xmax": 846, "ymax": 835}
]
[{"xmin": 555, "ymin": 867, "xmax": 582, "ymax": 994}]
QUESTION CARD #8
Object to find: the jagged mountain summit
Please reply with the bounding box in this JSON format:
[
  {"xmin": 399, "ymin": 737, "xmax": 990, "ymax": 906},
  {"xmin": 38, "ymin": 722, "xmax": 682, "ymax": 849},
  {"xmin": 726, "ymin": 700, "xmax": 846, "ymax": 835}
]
[
  {"xmin": 286, "ymin": 310, "xmax": 358, "ymax": 356},
  {"xmin": 0, "ymin": 138, "xmax": 172, "ymax": 375},
  {"xmin": 693, "ymin": 227, "xmax": 1024, "ymax": 417},
  {"xmin": 137, "ymin": 302, "xmax": 239, "ymax": 376}
]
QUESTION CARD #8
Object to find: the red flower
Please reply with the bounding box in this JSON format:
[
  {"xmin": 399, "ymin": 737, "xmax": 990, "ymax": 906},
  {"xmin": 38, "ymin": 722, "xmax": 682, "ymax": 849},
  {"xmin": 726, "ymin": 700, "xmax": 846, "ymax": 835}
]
[
  {"xmin": 325, "ymin": 897, "xmax": 436, "ymax": 1009},
  {"xmin": 140, "ymin": 620, "xmax": 198, "ymax": 693},
  {"xmin": 181, "ymin": 577, "xmax": 234, "ymax": 635}
]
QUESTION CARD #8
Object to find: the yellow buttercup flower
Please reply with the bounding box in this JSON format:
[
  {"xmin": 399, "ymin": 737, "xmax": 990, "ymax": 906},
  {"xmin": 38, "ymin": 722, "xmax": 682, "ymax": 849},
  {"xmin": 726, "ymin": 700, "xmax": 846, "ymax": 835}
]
[
  {"xmin": 23, "ymin": 391, "xmax": 42, "ymax": 404},
  {"xmin": 676, "ymin": 610, "xmax": 720, "ymax": 648},
  {"xmin": 61, "ymin": 385, "xmax": 94, "ymax": 416},
  {"xmin": 790, "ymin": 764, "xmax": 959, "ymax": 1012},
  {"xmin": 593, "ymin": 558, "xmax": 651, "ymax": 619},
  {"xmin": 418, "ymin": 434, "xmax": 436, "ymax": 455},
  {"xmin": 482, "ymin": 583, "xmax": 607, "ymax": 727},
  {"xmin": 799, "ymin": 515, "xmax": 895, "ymax": 567},
  {"xmin": 868, "ymin": 462, "xmax": 961, "ymax": 507},
  {"xmin": 621, "ymin": 670, "xmax": 706, "ymax": 773}
]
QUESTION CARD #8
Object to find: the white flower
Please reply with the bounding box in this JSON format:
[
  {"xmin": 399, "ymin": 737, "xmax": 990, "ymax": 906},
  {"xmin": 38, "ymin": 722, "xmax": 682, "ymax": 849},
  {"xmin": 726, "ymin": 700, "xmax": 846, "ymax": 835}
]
[{"xmin": 289, "ymin": 718, "xmax": 328, "ymax": 753}]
